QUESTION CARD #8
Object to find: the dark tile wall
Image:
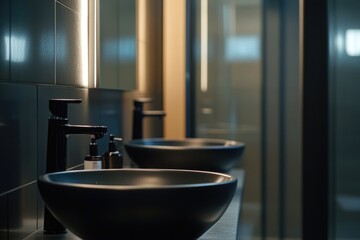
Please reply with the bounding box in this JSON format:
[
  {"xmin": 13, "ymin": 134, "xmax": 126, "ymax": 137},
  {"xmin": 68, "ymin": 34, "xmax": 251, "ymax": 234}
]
[
  {"xmin": 0, "ymin": 0, "xmax": 9, "ymax": 81},
  {"xmin": 7, "ymin": 183, "xmax": 37, "ymax": 239},
  {"xmin": 0, "ymin": 84, "xmax": 38, "ymax": 238},
  {"xmin": 0, "ymin": 84, "xmax": 37, "ymax": 194},
  {"xmin": 56, "ymin": 1, "xmax": 83, "ymax": 86},
  {"xmin": 0, "ymin": 194, "xmax": 7, "ymax": 239},
  {"xmin": 10, "ymin": 0, "xmax": 54, "ymax": 84},
  {"xmin": 0, "ymin": 1, "xmax": 125, "ymax": 239}
]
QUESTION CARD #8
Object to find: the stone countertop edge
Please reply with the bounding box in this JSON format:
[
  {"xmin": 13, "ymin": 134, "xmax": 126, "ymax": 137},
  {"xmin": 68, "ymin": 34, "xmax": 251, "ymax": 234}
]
[{"xmin": 25, "ymin": 169, "xmax": 245, "ymax": 240}]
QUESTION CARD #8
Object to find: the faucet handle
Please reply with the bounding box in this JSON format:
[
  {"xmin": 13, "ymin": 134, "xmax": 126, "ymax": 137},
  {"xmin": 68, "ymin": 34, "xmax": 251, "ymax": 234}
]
[{"xmin": 49, "ymin": 99, "xmax": 82, "ymax": 118}]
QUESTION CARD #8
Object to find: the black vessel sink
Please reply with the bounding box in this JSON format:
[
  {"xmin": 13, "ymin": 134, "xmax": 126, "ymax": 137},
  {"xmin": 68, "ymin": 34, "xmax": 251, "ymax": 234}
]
[
  {"xmin": 124, "ymin": 138, "xmax": 245, "ymax": 173},
  {"xmin": 38, "ymin": 169, "xmax": 237, "ymax": 240}
]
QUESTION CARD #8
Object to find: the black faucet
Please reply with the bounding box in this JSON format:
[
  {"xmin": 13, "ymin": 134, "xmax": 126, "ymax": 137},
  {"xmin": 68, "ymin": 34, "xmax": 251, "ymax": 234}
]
[
  {"xmin": 132, "ymin": 98, "xmax": 165, "ymax": 139},
  {"xmin": 43, "ymin": 99, "xmax": 107, "ymax": 234}
]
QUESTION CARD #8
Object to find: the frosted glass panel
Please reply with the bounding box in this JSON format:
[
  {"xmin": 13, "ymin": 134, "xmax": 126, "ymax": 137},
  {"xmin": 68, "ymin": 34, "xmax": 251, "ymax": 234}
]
[
  {"xmin": 330, "ymin": 0, "xmax": 360, "ymax": 238},
  {"xmin": 192, "ymin": 0, "xmax": 262, "ymax": 238},
  {"xmin": 194, "ymin": 0, "xmax": 261, "ymax": 141}
]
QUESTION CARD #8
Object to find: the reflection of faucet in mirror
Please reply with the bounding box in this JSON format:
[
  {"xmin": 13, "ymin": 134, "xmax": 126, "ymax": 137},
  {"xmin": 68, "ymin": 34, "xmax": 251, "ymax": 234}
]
[
  {"xmin": 132, "ymin": 98, "xmax": 166, "ymax": 139},
  {"xmin": 43, "ymin": 99, "xmax": 107, "ymax": 234}
]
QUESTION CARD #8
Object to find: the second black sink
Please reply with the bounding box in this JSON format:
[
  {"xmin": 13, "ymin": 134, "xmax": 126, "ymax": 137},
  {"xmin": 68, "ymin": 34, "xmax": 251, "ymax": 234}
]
[{"xmin": 124, "ymin": 138, "xmax": 245, "ymax": 173}]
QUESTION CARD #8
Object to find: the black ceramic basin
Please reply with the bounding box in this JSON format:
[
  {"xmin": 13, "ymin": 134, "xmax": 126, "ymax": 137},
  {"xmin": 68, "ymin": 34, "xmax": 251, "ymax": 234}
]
[
  {"xmin": 38, "ymin": 169, "xmax": 237, "ymax": 239},
  {"xmin": 124, "ymin": 138, "xmax": 245, "ymax": 173}
]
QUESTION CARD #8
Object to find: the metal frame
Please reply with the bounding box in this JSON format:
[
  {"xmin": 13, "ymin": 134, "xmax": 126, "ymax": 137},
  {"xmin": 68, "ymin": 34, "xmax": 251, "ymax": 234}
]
[{"xmin": 302, "ymin": 0, "xmax": 329, "ymax": 238}]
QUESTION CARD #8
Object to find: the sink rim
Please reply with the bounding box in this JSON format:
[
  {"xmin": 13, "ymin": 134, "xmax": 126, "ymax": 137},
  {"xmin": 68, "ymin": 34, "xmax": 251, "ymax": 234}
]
[
  {"xmin": 124, "ymin": 138, "xmax": 246, "ymax": 173},
  {"xmin": 125, "ymin": 138, "xmax": 245, "ymax": 150},
  {"xmin": 39, "ymin": 168, "xmax": 237, "ymax": 190},
  {"xmin": 38, "ymin": 168, "xmax": 238, "ymax": 239}
]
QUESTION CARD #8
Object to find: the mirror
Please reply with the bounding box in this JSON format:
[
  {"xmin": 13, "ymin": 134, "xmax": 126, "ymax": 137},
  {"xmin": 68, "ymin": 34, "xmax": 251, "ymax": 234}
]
[{"xmin": 89, "ymin": 0, "xmax": 136, "ymax": 90}]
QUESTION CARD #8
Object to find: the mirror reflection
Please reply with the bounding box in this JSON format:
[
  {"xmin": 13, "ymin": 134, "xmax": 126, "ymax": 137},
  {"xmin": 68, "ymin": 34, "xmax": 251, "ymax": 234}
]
[{"xmin": 90, "ymin": 0, "xmax": 136, "ymax": 90}]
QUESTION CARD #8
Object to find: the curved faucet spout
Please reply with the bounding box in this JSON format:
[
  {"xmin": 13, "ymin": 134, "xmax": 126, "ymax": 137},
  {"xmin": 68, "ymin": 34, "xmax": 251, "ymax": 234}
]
[{"xmin": 61, "ymin": 124, "xmax": 107, "ymax": 139}]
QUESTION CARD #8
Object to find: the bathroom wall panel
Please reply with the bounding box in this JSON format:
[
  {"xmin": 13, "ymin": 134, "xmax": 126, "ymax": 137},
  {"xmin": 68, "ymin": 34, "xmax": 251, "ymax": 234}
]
[
  {"xmin": 56, "ymin": 2, "xmax": 84, "ymax": 87},
  {"xmin": 0, "ymin": 195, "xmax": 7, "ymax": 239},
  {"xmin": 8, "ymin": 183, "xmax": 37, "ymax": 239},
  {"xmin": 10, "ymin": 0, "xmax": 54, "ymax": 84},
  {"xmin": 0, "ymin": 83, "xmax": 37, "ymax": 194},
  {"xmin": 57, "ymin": 0, "xmax": 81, "ymax": 13},
  {"xmin": 0, "ymin": 0, "xmax": 9, "ymax": 81}
]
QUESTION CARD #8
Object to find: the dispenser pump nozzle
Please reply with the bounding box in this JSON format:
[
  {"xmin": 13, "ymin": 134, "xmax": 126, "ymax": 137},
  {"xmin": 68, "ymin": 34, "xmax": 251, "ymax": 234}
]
[
  {"xmin": 109, "ymin": 134, "xmax": 116, "ymax": 152},
  {"xmin": 84, "ymin": 136, "xmax": 102, "ymax": 170},
  {"xmin": 89, "ymin": 137, "xmax": 98, "ymax": 156},
  {"xmin": 103, "ymin": 134, "xmax": 123, "ymax": 169}
]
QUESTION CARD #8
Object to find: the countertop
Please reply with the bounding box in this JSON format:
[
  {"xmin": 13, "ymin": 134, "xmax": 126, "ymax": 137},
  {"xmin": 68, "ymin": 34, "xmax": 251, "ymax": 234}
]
[{"xmin": 26, "ymin": 169, "xmax": 244, "ymax": 240}]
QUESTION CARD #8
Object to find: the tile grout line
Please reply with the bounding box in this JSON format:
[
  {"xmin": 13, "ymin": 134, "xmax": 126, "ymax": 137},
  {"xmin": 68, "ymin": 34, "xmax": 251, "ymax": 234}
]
[{"xmin": 0, "ymin": 181, "xmax": 37, "ymax": 198}]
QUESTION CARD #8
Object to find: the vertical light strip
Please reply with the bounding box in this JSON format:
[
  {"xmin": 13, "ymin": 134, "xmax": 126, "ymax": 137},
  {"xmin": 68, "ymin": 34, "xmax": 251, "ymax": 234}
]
[
  {"xmin": 88, "ymin": 0, "xmax": 98, "ymax": 88},
  {"xmin": 54, "ymin": 2, "xmax": 57, "ymax": 84},
  {"xmin": 200, "ymin": 0, "xmax": 208, "ymax": 92},
  {"xmin": 137, "ymin": 0, "xmax": 147, "ymax": 93},
  {"xmin": 93, "ymin": 0, "xmax": 98, "ymax": 87},
  {"xmin": 80, "ymin": 0, "xmax": 89, "ymax": 87}
]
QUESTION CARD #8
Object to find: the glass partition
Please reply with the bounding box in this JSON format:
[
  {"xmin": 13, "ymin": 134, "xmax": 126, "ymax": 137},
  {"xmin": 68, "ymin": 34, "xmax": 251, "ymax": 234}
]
[
  {"xmin": 190, "ymin": 0, "xmax": 262, "ymax": 238},
  {"xmin": 329, "ymin": 0, "xmax": 360, "ymax": 238}
]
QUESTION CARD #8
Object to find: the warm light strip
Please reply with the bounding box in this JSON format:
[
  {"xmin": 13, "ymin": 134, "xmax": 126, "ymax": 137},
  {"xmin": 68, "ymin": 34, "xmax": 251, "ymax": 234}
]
[
  {"xmin": 80, "ymin": 0, "xmax": 89, "ymax": 87},
  {"xmin": 200, "ymin": 0, "xmax": 208, "ymax": 92},
  {"xmin": 93, "ymin": 0, "xmax": 98, "ymax": 87}
]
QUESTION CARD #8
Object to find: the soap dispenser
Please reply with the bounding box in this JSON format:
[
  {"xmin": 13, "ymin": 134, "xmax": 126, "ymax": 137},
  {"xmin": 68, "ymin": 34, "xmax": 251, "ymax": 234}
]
[
  {"xmin": 102, "ymin": 134, "xmax": 123, "ymax": 169},
  {"xmin": 84, "ymin": 136, "xmax": 103, "ymax": 170}
]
